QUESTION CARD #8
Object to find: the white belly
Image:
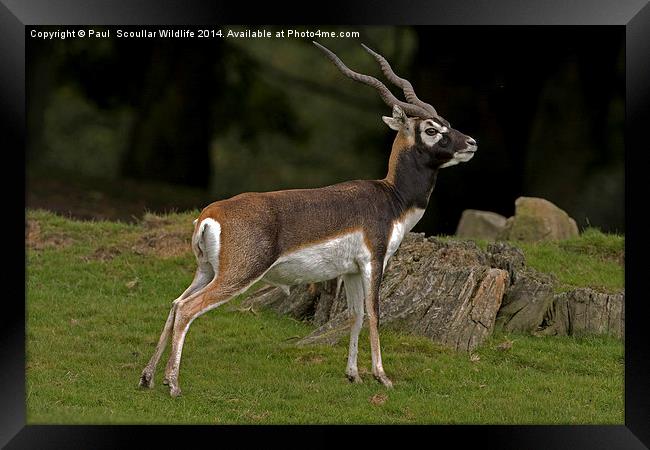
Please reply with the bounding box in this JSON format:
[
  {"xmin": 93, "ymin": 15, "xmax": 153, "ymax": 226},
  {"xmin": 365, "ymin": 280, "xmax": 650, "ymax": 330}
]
[{"xmin": 263, "ymin": 231, "xmax": 370, "ymax": 287}]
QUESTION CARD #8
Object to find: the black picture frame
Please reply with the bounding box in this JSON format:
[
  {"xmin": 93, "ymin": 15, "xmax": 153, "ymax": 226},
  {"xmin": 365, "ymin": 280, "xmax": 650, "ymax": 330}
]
[{"xmin": 4, "ymin": 0, "xmax": 649, "ymax": 447}]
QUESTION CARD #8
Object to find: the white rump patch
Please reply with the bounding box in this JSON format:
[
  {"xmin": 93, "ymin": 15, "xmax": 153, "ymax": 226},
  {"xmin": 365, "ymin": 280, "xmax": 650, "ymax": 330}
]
[{"xmin": 193, "ymin": 218, "xmax": 221, "ymax": 274}]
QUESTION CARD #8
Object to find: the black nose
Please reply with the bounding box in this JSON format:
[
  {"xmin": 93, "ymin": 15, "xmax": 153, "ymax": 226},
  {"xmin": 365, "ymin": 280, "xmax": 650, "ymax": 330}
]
[{"xmin": 467, "ymin": 138, "xmax": 477, "ymax": 146}]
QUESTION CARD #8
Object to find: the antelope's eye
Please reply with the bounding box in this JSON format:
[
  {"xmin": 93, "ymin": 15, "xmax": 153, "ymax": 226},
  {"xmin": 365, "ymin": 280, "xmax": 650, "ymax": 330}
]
[
  {"xmin": 425, "ymin": 128, "xmax": 437, "ymax": 136},
  {"xmin": 439, "ymin": 135, "xmax": 450, "ymax": 147}
]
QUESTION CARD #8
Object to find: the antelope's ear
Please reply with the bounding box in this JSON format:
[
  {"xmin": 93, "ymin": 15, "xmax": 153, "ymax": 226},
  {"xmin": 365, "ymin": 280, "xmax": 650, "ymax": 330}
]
[{"xmin": 382, "ymin": 105, "xmax": 407, "ymax": 131}]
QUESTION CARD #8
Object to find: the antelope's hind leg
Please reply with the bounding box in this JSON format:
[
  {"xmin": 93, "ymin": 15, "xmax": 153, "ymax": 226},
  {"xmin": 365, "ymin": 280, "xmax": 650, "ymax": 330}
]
[
  {"xmin": 139, "ymin": 263, "xmax": 214, "ymax": 389},
  {"xmin": 163, "ymin": 282, "xmax": 243, "ymax": 397}
]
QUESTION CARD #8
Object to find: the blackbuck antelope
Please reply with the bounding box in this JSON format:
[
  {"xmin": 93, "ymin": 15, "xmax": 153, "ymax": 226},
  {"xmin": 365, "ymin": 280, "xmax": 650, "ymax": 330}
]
[{"xmin": 139, "ymin": 41, "xmax": 477, "ymax": 397}]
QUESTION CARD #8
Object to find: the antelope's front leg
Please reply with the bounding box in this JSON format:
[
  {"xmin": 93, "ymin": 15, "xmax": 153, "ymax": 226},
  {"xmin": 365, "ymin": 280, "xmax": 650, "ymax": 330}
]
[
  {"xmin": 362, "ymin": 261, "xmax": 393, "ymax": 388},
  {"xmin": 342, "ymin": 274, "xmax": 365, "ymax": 383}
]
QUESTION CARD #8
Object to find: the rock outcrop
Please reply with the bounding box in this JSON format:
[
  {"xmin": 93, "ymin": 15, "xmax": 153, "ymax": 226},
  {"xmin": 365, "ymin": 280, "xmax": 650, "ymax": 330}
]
[
  {"xmin": 244, "ymin": 234, "xmax": 510, "ymax": 351},
  {"xmin": 494, "ymin": 268, "xmax": 556, "ymax": 333},
  {"xmin": 537, "ymin": 288, "xmax": 624, "ymax": 338},
  {"xmin": 242, "ymin": 229, "xmax": 623, "ymax": 351}
]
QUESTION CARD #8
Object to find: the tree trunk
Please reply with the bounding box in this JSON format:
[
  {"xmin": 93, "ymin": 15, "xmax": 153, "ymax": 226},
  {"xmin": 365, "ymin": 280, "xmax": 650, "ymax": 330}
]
[{"xmin": 121, "ymin": 40, "xmax": 223, "ymax": 188}]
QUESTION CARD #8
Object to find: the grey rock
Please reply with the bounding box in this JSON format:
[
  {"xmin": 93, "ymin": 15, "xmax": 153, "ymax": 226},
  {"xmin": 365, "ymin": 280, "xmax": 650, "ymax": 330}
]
[
  {"xmin": 499, "ymin": 197, "xmax": 579, "ymax": 242},
  {"xmin": 456, "ymin": 209, "xmax": 507, "ymax": 240}
]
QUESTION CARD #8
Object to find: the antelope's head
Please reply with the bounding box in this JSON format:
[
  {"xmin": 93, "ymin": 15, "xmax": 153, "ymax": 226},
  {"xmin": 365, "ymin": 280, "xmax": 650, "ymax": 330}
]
[{"xmin": 314, "ymin": 42, "xmax": 477, "ymax": 170}]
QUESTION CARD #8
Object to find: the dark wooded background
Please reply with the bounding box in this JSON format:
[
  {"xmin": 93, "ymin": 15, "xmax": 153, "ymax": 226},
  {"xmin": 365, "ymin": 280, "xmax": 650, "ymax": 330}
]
[{"xmin": 26, "ymin": 26, "xmax": 624, "ymax": 234}]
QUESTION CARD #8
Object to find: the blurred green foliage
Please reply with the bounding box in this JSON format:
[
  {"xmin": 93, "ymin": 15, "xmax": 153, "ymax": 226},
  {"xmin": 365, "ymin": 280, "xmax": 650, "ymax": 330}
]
[{"xmin": 41, "ymin": 85, "xmax": 134, "ymax": 178}]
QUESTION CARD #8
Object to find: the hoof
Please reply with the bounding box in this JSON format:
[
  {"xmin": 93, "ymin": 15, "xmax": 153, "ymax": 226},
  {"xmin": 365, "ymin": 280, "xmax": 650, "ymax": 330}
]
[
  {"xmin": 346, "ymin": 373, "xmax": 363, "ymax": 384},
  {"xmin": 169, "ymin": 386, "xmax": 182, "ymax": 398},
  {"xmin": 162, "ymin": 377, "xmax": 169, "ymax": 386},
  {"xmin": 139, "ymin": 371, "xmax": 153, "ymax": 389},
  {"xmin": 374, "ymin": 374, "xmax": 393, "ymax": 389}
]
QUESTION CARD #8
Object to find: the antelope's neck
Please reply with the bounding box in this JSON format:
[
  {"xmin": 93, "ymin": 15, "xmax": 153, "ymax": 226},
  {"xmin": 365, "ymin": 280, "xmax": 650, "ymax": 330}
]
[{"xmin": 383, "ymin": 144, "xmax": 438, "ymax": 212}]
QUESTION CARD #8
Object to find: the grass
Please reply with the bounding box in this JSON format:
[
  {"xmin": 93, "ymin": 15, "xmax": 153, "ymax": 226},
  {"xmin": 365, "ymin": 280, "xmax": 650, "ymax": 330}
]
[
  {"xmin": 445, "ymin": 229, "xmax": 624, "ymax": 293},
  {"xmin": 517, "ymin": 229, "xmax": 624, "ymax": 293},
  {"xmin": 26, "ymin": 209, "xmax": 624, "ymax": 424}
]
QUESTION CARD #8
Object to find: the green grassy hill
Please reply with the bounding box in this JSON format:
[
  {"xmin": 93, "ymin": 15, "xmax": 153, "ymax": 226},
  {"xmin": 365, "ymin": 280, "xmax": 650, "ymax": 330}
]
[{"xmin": 26, "ymin": 210, "xmax": 624, "ymax": 424}]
